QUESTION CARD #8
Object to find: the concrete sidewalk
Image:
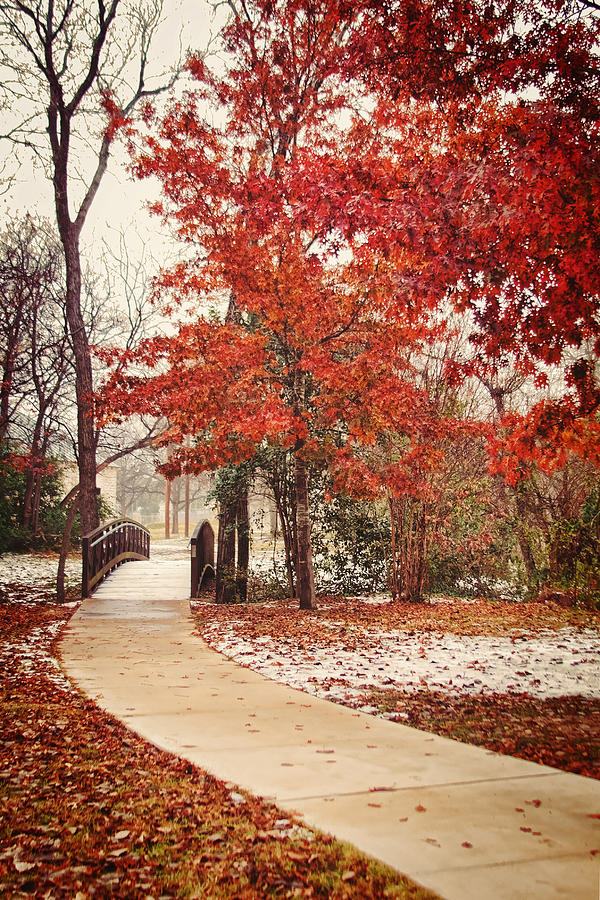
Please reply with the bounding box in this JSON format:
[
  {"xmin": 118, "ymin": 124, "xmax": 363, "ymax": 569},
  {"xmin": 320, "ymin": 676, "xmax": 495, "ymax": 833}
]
[{"xmin": 59, "ymin": 558, "xmax": 600, "ymax": 900}]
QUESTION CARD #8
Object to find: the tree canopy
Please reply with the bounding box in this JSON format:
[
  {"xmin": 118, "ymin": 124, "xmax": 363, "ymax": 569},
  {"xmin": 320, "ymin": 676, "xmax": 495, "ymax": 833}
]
[{"xmin": 103, "ymin": 0, "xmax": 600, "ymax": 607}]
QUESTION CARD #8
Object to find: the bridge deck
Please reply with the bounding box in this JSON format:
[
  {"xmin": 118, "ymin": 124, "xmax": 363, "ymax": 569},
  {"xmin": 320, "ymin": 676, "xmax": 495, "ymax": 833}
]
[{"xmin": 60, "ymin": 558, "xmax": 600, "ymax": 900}]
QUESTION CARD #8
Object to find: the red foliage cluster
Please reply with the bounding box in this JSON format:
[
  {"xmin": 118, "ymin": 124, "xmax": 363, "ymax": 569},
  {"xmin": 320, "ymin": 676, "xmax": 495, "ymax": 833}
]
[{"xmin": 100, "ymin": 0, "xmax": 600, "ymax": 497}]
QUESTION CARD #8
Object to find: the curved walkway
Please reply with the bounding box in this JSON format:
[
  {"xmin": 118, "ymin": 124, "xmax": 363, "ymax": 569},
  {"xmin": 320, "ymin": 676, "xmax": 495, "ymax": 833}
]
[{"xmin": 59, "ymin": 558, "xmax": 600, "ymax": 900}]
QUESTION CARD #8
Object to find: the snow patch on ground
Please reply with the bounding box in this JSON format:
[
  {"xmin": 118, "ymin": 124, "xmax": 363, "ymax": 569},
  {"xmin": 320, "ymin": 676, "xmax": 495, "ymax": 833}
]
[
  {"xmin": 4, "ymin": 622, "xmax": 75, "ymax": 693},
  {"xmin": 0, "ymin": 553, "xmax": 81, "ymax": 600},
  {"xmin": 202, "ymin": 623, "xmax": 600, "ymax": 701},
  {"xmin": 150, "ymin": 537, "xmax": 191, "ymax": 560},
  {"xmin": 0, "ymin": 553, "xmax": 80, "ymax": 692}
]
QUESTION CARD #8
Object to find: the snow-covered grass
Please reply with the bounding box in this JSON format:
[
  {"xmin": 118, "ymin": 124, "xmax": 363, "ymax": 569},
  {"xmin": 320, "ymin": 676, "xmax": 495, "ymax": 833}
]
[
  {"xmin": 0, "ymin": 552, "xmax": 81, "ymax": 601},
  {"xmin": 0, "ymin": 552, "xmax": 79, "ymax": 692},
  {"xmin": 200, "ymin": 621, "xmax": 600, "ymax": 703},
  {"xmin": 2, "ymin": 620, "xmax": 76, "ymax": 693},
  {"xmin": 4, "ymin": 548, "xmax": 599, "ymax": 708},
  {"xmin": 149, "ymin": 536, "xmax": 191, "ymax": 560}
]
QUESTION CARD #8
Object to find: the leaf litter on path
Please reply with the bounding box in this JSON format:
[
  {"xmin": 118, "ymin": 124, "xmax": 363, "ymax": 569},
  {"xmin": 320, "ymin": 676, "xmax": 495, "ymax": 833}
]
[{"xmin": 0, "ymin": 553, "xmax": 436, "ymax": 899}]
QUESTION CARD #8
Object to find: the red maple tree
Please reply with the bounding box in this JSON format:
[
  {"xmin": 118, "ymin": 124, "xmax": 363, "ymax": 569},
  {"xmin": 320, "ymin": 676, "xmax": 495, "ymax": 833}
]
[
  {"xmin": 104, "ymin": 0, "xmax": 464, "ymax": 609},
  {"xmin": 104, "ymin": 0, "xmax": 600, "ymax": 607}
]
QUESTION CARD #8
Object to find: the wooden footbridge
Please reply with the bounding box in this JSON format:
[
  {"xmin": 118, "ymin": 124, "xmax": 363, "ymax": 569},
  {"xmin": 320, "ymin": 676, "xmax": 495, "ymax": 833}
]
[{"xmin": 81, "ymin": 517, "xmax": 215, "ymax": 598}]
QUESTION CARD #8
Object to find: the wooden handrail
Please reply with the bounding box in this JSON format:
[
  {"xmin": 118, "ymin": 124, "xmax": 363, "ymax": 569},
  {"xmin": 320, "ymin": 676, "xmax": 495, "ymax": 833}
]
[
  {"xmin": 190, "ymin": 519, "xmax": 215, "ymax": 597},
  {"xmin": 82, "ymin": 518, "xmax": 150, "ymax": 597}
]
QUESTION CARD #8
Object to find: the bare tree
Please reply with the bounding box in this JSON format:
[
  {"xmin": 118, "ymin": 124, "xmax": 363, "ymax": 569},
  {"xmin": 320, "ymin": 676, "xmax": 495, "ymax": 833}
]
[
  {"xmin": 0, "ymin": 217, "xmax": 60, "ymax": 444},
  {"xmin": 0, "ymin": 217, "xmax": 72, "ymax": 535},
  {"xmin": 0, "ymin": 0, "xmax": 179, "ymax": 532}
]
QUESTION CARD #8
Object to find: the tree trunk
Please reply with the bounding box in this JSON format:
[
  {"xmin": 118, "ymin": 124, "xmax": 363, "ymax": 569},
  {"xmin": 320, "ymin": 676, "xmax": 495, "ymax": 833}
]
[
  {"xmin": 216, "ymin": 499, "xmax": 236, "ymax": 603},
  {"xmin": 55, "ymin": 209, "xmax": 98, "ymax": 534},
  {"xmin": 0, "ymin": 304, "xmax": 26, "ymax": 444},
  {"xmin": 389, "ymin": 495, "xmax": 399, "ymax": 600},
  {"xmin": 513, "ymin": 487, "xmax": 539, "ymax": 588},
  {"xmin": 271, "ymin": 473, "xmax": 296, "ymax": 597},
  {"xmin": 184, "ymin": 472, "xmax": 190, "ymax": 537},
  {"xmin": 277, "ymin": 501, "xmax": 296, "ymax": 598},
  {"xmin": 31, "ymin": 469, "xmax": 43, "ymax": 536},
  {"xmin": 171, "ymin": 476, "xmax": 180, "ymax": 534},
  {"xmin": 56, "ymin": 496, "xmax": 79, "ymax": 603},
  {"xmin": 236, "ymin": 490, "xmax": 250, "ymax": 602},
  {"xmin": 164, "ymin": 478, "xmax": 171, "ymax": 539},
  {"xmin": 389, "ymin": 496, "xmax": 428, "ymax": 602},
  {"xmin": 0, "ymin": 354, "xmax": 16, "ymax": 443},
  {"xmin": 22, "ymin": 457, "xmax": 37, "ymax": 532},
  {"xmin": 66, "ymin": 235, "xmax": 98, "ymax": 534},
  {"xmin": 294, "ymin": 450, "xmax": 316, "ymax": 610}
]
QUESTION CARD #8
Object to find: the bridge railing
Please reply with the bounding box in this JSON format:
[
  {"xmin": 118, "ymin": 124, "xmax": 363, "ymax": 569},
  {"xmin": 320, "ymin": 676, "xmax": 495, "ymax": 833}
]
[
  {"xmin": 190, "ymin": 519, "xmax": 215, "ymax": 597},
  {"xmin": 82, "ymin": 518, "xmax": 150, "ymax": 597}
]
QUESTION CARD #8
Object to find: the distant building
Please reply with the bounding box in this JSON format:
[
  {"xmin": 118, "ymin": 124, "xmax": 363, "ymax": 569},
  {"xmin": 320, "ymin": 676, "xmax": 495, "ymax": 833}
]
[{"xmin": 60, "ymin": 461, "xmax": 120, "ymax": 514}]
